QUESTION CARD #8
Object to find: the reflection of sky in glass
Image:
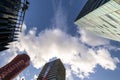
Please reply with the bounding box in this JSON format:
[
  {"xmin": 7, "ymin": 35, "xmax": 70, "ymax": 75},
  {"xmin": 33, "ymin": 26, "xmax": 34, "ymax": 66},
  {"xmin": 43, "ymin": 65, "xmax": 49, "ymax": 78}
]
[{"xmin": 43, "ymin": 61, "xmax": 54, "ymax": 78}]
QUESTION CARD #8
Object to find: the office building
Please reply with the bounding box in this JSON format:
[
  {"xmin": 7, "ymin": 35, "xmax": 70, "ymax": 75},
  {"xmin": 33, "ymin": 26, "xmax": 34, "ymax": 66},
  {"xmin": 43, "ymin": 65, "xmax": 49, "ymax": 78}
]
[
  {"xmin": 37, "ymin": 59, "xmax": 66, "ymax": 80},
  {"xmin": 0, "ymin": 54, "xmax": 30, "ymax": 80},
  {"xmin": 0, "ymin": 0, "xmax": 29, "ymax": 51},
  {"xmin": 75, "ymin": 0, "xmax": 120, "ymax": 42}
]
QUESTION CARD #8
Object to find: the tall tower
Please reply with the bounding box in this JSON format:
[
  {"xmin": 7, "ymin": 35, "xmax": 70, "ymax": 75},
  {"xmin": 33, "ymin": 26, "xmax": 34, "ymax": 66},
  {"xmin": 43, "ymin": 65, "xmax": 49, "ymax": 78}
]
[
  {"xmin": 0, "ymin": 54, "xmax": 30, "ymax": 80},
  {"xmin": 37, "ymin": 59, "xmax": 66, "ymax": 80},
  {"xmin": 75, "ymin": 0, "xmax": 120, "ymax": 42},
  {"xmin": 0, "ymin": 0, "xmax": 29, "ymax": 51},
  {"xmin": 75, "ymin": 0, "xmax": 110, "ymax": 21}
]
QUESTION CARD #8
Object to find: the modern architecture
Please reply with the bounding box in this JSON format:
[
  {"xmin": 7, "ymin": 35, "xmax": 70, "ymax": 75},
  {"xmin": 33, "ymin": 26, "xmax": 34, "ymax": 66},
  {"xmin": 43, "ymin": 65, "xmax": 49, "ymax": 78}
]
[
  {"xmin": 0, "ymin": 0, "xmax": 29, "ymax": 51},
  {"xmin": 0, "ymin": 54, "xmax": 30, "ymax": 80},
  {"xmin": 75, "ymin": 0, "xmax": 120, "ymax": 41},
  {"xmin": 37, "ymin": 59, "xmax": 66, "ymax": 80}
]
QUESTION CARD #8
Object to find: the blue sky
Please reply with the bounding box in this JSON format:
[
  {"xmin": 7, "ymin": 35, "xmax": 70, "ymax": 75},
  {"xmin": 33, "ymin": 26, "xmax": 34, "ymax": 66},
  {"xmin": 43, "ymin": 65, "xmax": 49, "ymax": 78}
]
[{"xmin": 0, "ymin": 0, "xmax": 120, "ymax": 80}]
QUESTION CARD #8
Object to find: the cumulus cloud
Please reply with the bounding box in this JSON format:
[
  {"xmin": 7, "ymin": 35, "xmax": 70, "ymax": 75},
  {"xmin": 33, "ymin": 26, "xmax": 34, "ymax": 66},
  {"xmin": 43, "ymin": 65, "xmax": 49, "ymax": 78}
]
[
  {"xmin": 66, "ymin": 67, "xmax": 74, "ymax": 80},
  {"xmin": 14, "ymin": 0, "xmax": 119, "ymax": 79},
  {"xmin": 19, "ymin": 25, "xmax": 86, "ymax": 68},
  {"xmin": 0, "ymin": 0, "xmax": 119, "ymax": 80},
  {"xmin": 15, "ymin": 76, "xmax": 25, "ymax": 80},
  {"xmin": 79, "ymin": 28, "xmax": 110, "ymax": 46},
  {"xmin": 0, "ymin": 42, "xmax": 18, "ymax": 67},
  {"xmin": 16, "ymin": 24, "xmax": 119, "ymax": 79},
  {"xmin": 31, "ymin": 74, "xmax": 38, "ymax": 80},
  {"xmin": 0, "ymin": 24, "xmax": 118, "ymax": 79}
]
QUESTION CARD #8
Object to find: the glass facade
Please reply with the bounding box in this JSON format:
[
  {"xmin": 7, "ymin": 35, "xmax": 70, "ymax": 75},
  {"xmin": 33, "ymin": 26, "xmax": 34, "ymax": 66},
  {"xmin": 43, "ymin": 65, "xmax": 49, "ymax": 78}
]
[
  {"xmin": 75, "ymin": 0, "xmax": 110, "ymax": 21},
  {"xmin": 0, "ymin": 0, "xmax": 29, "ymax": 51},
  {"xmin": 37, "ymin": 59, "xmax": 65, "ymax": 80},
  {"xmin": 75, "ymin": 0, "xmax": 120, "ymax": 42}
]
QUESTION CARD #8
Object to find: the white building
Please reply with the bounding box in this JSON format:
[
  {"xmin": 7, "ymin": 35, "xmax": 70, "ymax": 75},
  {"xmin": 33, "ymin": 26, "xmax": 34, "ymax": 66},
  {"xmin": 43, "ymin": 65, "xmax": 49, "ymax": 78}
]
[{"xmin": 75, "ymin": 0, "xmax": 120, "ymax": 41}]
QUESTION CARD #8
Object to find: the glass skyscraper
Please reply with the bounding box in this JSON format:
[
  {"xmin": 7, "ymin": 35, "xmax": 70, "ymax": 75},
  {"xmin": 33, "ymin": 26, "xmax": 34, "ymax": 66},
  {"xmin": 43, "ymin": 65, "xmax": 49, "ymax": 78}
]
[
  {"xmin": 37, "ymin": 59, "xmax": 66, "ymax": 80},
  {"xmin": 75, "ymin": 0, "xmax": 120, "ymax": 42},
  {"xmin": 0, "ymin": 0, "xmax": 29, "ymax": 51}
]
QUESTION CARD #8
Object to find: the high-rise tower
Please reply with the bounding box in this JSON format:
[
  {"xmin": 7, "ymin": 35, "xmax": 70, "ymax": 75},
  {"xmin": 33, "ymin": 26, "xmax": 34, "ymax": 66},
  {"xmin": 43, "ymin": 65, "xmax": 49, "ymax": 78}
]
[
  {"xmin": 75, "ymin": 0, "xmax": 120, "ymax": 42},
  {"xmin": 75, "ymin": 0, "xmax": 110, "ymax": 21},
  {"xmin": 0, "ymin": 54, "xmax": 30, "ymax": 80},
  {"xmin": 0, "ymin": 0, "xmax": 29, "ymax": 51},
  {"xmin": 37, "ymin": 59, "xmax": 66, "ymax": 80}
]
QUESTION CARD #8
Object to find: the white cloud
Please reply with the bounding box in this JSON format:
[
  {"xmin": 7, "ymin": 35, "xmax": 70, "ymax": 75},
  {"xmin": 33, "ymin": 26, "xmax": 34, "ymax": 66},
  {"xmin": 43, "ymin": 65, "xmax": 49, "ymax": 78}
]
[
  {"xmin": 70, "ymin": 48, "xmax": 119, "ymax": 79},
  {"xmin": 0, "ymin": 1, "xmax": 119, "ymax": 80},
  {"xmin": 32, "ymin": 74, "xmax": 38, "ymax": 80},
  {"xmin": 30, "ymin": 74, "xmax": 38, "ymax": 80},
  {"xmin": 79, "ymin": 28, "xmax": 110, "ymax": 46},
  {"xmin": 66, "ymin": 67, "xmax": 74, "ymax": 80},
  {"xmin": 14, "ymin": 75, "xmax": 25, "ymax": 80},
  {"xmin": 0, "ymin": 42, "xmax": 18, "ymax": 67},
  {"xmin": 19, "ymin": 26, "xmax": 86, "ymax": 68},
  {"xmin": 96, "ymin": 49, "xmax": 119, "ymax": 70},
  {"xmin": 15, "ymin": 1, "xmax": 119, "ymax": 79},
  {"xmin": 16, "ymin": 24, "xmax": 119, "ymax": 79}
]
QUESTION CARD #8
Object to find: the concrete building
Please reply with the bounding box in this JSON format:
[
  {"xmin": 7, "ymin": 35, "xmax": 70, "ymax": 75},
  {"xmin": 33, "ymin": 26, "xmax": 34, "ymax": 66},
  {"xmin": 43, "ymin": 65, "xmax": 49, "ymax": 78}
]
[
  {"xmin": 37, "ymin": 59, "xmax": 66, "ymax": 80},
  {"xmin": 75, "ymin": 0, "xmax": 120, "ymax": 42}
]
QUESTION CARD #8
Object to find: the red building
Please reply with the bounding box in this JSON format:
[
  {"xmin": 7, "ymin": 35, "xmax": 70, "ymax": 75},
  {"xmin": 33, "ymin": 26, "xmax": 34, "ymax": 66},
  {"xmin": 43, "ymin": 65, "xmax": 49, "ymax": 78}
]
[{"xmin": 0, "ymin": 54, "xmax": 30, "ymax": 80}]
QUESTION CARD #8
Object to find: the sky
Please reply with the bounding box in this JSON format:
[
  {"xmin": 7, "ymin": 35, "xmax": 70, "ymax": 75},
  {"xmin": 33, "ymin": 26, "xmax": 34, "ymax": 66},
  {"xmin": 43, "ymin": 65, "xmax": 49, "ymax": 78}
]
[{"xmin": 0, "ymin": 0, "xmax": 120, "ymax": 80}]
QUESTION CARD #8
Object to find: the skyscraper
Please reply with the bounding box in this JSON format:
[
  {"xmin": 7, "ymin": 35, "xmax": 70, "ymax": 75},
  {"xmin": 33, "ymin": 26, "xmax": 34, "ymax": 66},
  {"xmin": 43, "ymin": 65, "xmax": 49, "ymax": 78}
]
[
  {"xmin": 0, "ymin": 0, "xmax": 29, "ymax": 51},
  {"xmin": 37, "ymin": 59, "xmax": 66, "ymax": 80},
  {"xmin": 0, "ymin": 54, "xmax": 30, "ymax": 80},
  {"xmin": 75, "ymin": 0, "xmax": 120, "ymax": 42},
  {"xmin": 75, "ymin": 0, "xmax": 110, "ymax": 21}
]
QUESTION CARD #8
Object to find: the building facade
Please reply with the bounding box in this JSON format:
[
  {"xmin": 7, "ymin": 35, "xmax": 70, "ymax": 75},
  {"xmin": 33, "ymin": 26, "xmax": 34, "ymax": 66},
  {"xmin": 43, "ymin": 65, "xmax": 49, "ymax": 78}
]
[
  {"xmin": 0, "ymin": 0, "xmax": 29, "ymax": 51},
  {"xmin": 0, "ymin": 54, "xmax": 30, "ymax": 80},
  {"xmin": 37, "ymin": 59, "xmax": 66, "ymax": 80},
  {"xmin": 75, "ymin": 0, "xmax": 120, "ymax": 42}
]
